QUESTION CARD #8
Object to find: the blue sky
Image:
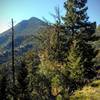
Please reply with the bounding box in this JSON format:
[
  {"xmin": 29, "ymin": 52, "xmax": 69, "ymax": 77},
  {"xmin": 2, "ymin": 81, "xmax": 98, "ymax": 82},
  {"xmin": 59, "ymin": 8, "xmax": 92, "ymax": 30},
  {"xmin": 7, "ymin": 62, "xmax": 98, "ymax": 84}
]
[{"xmin": 0, "ymin": 0, "xmax": 100, "ymax": 33}]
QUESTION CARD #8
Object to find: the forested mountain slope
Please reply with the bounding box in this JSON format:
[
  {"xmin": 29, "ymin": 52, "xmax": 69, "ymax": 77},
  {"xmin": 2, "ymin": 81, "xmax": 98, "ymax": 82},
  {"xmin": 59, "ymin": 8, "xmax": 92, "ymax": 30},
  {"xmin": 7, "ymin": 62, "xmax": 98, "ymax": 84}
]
[{"xmin": 0, "ymin": 17, "xmax": 46, "ymax": 64}]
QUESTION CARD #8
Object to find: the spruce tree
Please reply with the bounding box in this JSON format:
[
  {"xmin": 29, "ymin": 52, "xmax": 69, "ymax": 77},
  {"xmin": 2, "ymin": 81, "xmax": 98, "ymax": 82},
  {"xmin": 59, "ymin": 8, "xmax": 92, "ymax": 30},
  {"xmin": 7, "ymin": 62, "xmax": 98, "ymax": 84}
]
[{"xmin": 62, "ymin": 0, "xmax": 97, "ymax": 79}]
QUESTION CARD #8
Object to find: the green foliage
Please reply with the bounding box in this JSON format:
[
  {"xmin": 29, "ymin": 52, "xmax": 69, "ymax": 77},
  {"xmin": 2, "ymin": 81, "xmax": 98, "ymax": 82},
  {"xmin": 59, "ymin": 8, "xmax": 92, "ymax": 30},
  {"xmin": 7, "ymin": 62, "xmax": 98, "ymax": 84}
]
[
  {"xmin": 56, "ymin": 94, "xmax": 63, "ymax": 100},
  {"xmin": 16, "ymin": 61, "xmax": 31, "ymax": 100},
  {"xmin": 0, "ymin": 74, "xmax": 8, "ymax": 100},
  {"xmin": 38, "ymin": 0, "xmax": 97, "ymax": 98},
  {"xmin": 63, "ymin": 0, "xmax": 97, "ymax": 79},
  {"xmin": 51, "ymin": 75, "xmax": 63, "ymax": 96},
  {"xmin": 39, "ymin": 52, "xmax": 59, "ymax": 77},
  {"xmin": 90, "ymin": 80, "xmax": 100, "ymax": 87},
  {"xmin": 0, "ymin": 0, "xmax": 99, "ymax": 99},
  {"xmin": 70, "ymin": 80, "xmax": 100, "ymax": 100},
  {"xmin": 78, "ymin": 40, "xmax": 97, "ymax": 79},
  {"xmin": 31, "ymin": 74, "xmax": 52, "ymax": 100},
  {"xmin": 66, "ymin": 39, "xmax": 84, "ymax": 80}
]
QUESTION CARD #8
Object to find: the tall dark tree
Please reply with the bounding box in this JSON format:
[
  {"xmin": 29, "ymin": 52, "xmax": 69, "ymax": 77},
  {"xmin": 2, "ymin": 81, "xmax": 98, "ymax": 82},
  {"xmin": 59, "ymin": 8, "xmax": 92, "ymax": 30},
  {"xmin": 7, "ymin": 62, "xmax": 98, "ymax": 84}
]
[
  {"xmin": 11, "ymin": 19, "xmax": 17, "ymax": 100},
  {"xmin": 0, "ymin": 73, "xmax": 8, "ymax": 100},
  {"xmin": 16, "ymin": 61, "xmax": 31, "ymax": 100},
  {"xmin": 62, "ymin": 0, "xmax": 97, "ymax": 79},
  {"xmin": 11, "ymin": 18, "xmax": 15, "ymax": 87}
]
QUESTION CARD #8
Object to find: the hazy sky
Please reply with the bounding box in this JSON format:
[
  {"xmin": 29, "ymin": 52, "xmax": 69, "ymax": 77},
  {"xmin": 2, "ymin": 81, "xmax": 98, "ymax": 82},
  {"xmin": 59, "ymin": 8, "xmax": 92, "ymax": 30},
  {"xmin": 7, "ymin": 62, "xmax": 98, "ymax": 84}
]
[{"xmin": 0, "ymin": 0, "xmax": 100, "ymax": 33}]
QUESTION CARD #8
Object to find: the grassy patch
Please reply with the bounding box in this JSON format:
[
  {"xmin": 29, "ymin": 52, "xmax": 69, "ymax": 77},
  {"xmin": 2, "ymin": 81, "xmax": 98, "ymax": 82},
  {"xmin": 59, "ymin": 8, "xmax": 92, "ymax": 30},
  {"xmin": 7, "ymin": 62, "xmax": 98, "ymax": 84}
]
[{"xmin": 70, "ymin": 80, "xmax": 100, "ymax": 100}]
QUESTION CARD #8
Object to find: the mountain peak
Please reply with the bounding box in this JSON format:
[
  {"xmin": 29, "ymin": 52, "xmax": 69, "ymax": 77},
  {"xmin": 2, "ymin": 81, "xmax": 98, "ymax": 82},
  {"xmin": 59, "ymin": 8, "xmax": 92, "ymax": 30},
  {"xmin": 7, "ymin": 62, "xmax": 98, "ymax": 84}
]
[
  {"xmin": 0, "ymin": 17, "xmax": 47, "ymax": 64},
  {"xmin": 28, "ymin": 17, "xmax": 45, "ymax": 24},
  {"xmin": 29, "ymin": 17, "xmax": 41, "ymax": 21}
]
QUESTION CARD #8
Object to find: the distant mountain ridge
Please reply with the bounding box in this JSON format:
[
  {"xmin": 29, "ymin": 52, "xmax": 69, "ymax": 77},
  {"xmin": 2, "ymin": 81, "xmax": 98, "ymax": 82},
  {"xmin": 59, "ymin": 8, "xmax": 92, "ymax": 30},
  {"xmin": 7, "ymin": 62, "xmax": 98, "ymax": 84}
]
[{"xmin": 0, "ymin": 17, "xmax": 46, "ymax": 64}]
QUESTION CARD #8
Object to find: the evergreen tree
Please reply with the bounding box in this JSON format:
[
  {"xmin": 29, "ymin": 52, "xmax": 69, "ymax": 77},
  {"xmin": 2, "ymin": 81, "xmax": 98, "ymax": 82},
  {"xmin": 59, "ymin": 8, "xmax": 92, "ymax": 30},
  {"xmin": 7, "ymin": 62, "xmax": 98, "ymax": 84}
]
[
  {"xmin": 38, "ymin": 7, "xmax": 71, "ymax": 99},
  {"xmin": 66, "ymin": 39, "xmax": 84, "ymax": 80},
  {"xmin": 31, "ymin": 74, "xmax": 52, "ymax": 100},
  {"xmin": 36, "ymin": 7, "xmax": 68, "ymax": 63},
  {"xmin": 62, "ymin": 0, "xmax": 97, "ymax": 79},
  {"xmin": 0, "ymin": 73, "xmax": 8, "ymax": 100},
  {"xmin": 24, "ymin": 50, "xmax": 40, "ymax": 91},
  {"xmin": 62, "ymin": 39, "xmax": 84, "ymax": 93},
  {"xmin": 50, "ymin": 7, "xmax": 68, "ymax": 63},
  {"xmin": 16, "ymin": 60, "xmax": 31, "ymax": 100},
  {"xmin": 24, "ymin": 51, "xmax": 51, "ymax": 99}
]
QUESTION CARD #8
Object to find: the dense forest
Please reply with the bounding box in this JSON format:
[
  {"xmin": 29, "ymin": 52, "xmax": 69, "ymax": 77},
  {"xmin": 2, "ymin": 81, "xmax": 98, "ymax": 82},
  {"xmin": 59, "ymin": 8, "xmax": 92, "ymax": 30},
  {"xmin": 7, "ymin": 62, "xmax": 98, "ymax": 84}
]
[{"xmin": 0, "ymin": 0, "xmax": 100, "ymax": 100}]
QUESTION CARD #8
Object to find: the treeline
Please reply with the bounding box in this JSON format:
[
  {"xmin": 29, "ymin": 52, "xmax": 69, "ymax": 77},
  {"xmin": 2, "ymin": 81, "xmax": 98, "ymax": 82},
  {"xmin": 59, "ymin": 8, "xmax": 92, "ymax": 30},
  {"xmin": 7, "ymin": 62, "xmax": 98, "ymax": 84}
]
[{"xmin": 0, "ymin": 0, "xmax": 100, "ymax": 100}]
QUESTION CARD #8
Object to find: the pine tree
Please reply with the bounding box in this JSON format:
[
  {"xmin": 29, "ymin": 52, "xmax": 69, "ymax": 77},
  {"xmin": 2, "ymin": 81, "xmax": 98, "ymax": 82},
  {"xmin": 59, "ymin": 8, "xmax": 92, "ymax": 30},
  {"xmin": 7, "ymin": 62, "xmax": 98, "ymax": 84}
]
[{"xmin": 62, "ymin": 0, "xmax": 97, "ymax": 79}]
